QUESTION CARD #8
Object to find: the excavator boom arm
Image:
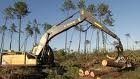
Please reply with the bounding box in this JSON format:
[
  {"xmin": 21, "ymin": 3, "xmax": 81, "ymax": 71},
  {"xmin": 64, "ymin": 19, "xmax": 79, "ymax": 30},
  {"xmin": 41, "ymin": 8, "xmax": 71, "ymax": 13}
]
[
  {"xmin": 80, "ymin": 10, "xmax": 124, "ymax": 60},
  {"xmin": 33, "ymin": 17, "xmax": 84, "ymax": 55},
  {"xmin": 32, "ymin": 9, "xmax": 123, "ymax": 60},
  {"xmin": 80, "ymin": 10, "xmax": 120, "ymax": 41},
  {"xmin": 80, "ymin": 10, "xmax": 123, "ymax": 59},
  {"xmin": 47, "ymin": 17, "xmax": 84, "ymax": 40}
]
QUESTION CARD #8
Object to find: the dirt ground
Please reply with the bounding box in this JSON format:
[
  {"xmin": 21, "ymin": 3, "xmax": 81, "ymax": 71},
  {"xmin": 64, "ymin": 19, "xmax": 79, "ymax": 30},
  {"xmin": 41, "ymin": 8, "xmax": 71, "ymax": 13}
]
[{"xmin": 0, "ymin": 50, "xmax": 140, "ymax": 79}]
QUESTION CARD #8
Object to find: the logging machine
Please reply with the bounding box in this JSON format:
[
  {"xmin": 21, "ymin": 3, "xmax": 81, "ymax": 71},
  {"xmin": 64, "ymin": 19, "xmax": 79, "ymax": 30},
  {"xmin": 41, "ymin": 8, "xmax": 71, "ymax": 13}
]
[{"xmin": 0, "ymin": 9, "xmax": 126, "ymax": 66}]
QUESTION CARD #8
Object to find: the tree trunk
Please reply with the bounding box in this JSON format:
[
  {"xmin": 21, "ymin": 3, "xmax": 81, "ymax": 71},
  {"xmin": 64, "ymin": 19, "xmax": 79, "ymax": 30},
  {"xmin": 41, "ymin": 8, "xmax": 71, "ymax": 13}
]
[
  {"xmin": 68, "ymin": 29, "xmax": 74, "ymax": 52},
  {"xmin": 126, "ymin": 37, "xmax": 128, "ymax": 50},
  {"xmin": 0, "ymin": 18, "xmax": 7, "ymax": 64},
  {"xmin": 24, "ymin": 36, "xmax": 28, "ymax": 64},
  {"xmin": 34, "ymin": 31, "xmax": 37, "ymax": 45},
  {"xmin": 65, "ymin": 31, "xmax": 67, "ymax": 52},
  {"xmin": 90, "ymin": 30, "xmax": 94, "ymax": 53},
  {"xmin": 19, "ymin": 16, "xmax": 22, "ymax": 52},
  {"xmin": 105, "ymin": 33, "xmax": 107, "ymax": 51},
  {"xmin": 0, "ymin": 18, "xmax": 7, "ymax": 52},
  {"xmin": 0, "ymin": 32, "xmax": 4, "ymax": 52},
  {"xmin": 0, "ymin": 53, "xmax": 2, "ymax": 65},
  {"xmin": 96, "ymin": 30, "xmax": 100, "ymax": 53},
  {"xmin": 64, "ymin": 11, "xmax": 70, "ymax": 53},
  {"xmin": 9, "ymin": 32, "xmax": 13, "ymax": 50},
  {"xmin": 84, "ymin": 31, "xmax": 87, "ymax": 53},
  {"xmin": 24, "ymin": 36, "xmax": 29, "ymax": 52},
  {"xmin": 102, "ymin": 31, "xmax": 106, "ymax": 53},
  {"xmin": 2, "ymin": 32, "xmax": 5, "ymax": 52},
  {"xmin": 0, "ymin": 32, "xmax": 5, "ymax": 52},
  {"xmin": 78, "ymin": 28, "xmax": 81, "ymax": 53}
]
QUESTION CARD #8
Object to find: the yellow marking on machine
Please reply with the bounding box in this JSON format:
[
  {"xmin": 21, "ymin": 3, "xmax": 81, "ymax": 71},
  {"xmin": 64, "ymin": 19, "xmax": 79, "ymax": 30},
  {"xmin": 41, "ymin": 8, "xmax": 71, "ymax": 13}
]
[
  {"xmin": 2, "ymin": 53, "xmax": 36, "ymax": 65},
  {"xmin": 94, "ymin": 22, "xmax": 102, "ymax": 28}
]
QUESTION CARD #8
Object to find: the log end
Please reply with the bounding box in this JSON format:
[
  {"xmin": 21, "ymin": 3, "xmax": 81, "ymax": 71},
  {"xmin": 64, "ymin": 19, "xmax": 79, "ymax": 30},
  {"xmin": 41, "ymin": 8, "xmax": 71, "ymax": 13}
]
[
  {"xmin": 102, "ymin": 60, "xmax": 107, "ymax": 66},
  {"xmin": 90, "ymin": 71, "xmax": 95, "ymax": 78},
  {"xmin": 79, "ymin": 69, "xmax": 84, "ymax": 77},
  {"xmin": 85, "ymin": 70, "xmax": 90, "ymax": 76}
]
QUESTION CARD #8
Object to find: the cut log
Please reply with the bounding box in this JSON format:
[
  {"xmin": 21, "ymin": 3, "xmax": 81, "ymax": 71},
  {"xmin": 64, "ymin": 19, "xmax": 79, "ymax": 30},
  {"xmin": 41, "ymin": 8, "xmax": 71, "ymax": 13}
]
[
  {"xmin": 89, "ymin": 69, "xmax": 108, "ymax": 78},
  {"xmin": 84, "ymin": 70, "xmax": 90, "ymax": 76},
  {"xmin": 79, "ymin": 68, "xmax": 84, "ymax": 77},
  {"xmin": 89, "ymin": 68, "xmax": 120, "ymax": 78},
  {"xmin": 79, "ymin": 66, "xmax": 121, "ymax": 78},
  {"xmin": 90, "ymin": 71, "xmax": 95, "ymax": 77},
  {"xmin": 102, "ymin": 59, "xmax": 125, "ymax": 68},
  {"xmin": 79, "ymin": 68, "xmax": 90, "ymax": 76}
]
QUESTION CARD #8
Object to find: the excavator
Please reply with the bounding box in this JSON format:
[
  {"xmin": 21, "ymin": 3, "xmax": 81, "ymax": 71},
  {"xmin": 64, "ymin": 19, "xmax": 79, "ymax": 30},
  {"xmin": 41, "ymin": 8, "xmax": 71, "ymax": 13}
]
[{"xmin": 0, "ymin": 9, "xmax": 126, "ymax": 66}]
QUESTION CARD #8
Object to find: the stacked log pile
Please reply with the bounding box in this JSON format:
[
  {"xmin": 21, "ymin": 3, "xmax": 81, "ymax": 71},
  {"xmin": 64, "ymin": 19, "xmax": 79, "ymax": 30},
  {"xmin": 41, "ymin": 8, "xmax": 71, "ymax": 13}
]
[
  {"xmin": 79, "ymin": 58, "xmax": 140, "ymax": 78},
  {"xmin": 79, "ymin": 66, "xmax": 120, "ymax": 78}
]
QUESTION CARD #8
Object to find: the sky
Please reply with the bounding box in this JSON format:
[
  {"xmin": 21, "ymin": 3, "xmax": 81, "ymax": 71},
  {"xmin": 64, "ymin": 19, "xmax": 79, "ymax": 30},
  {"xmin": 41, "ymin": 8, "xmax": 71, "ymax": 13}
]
[{"xmin": 0, "ymin": 0, "xmax": 140, "ymax": 52}]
